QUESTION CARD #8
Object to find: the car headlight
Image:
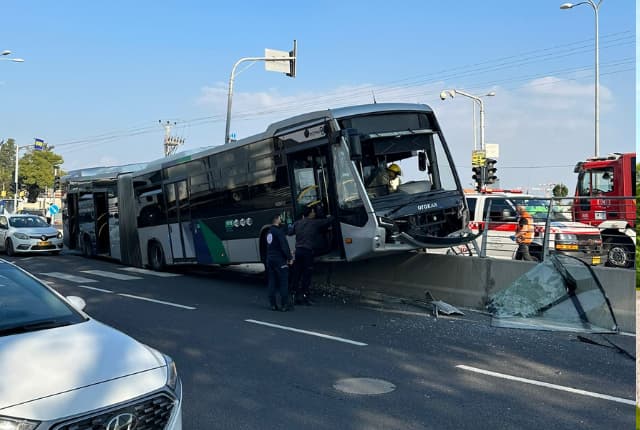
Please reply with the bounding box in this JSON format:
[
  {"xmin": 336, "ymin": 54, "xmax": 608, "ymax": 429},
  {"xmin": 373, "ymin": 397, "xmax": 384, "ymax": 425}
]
[
  {"xmin": 555, "ymin": 233, "xmax": 577, "ymax": 242},
  {"xmin": 164, "ymin": 354, "xmax": 178, "ymax": 391},
  {"xmin": 57, "ymin": 231, "xmax": 62, "ymax": 239},
  {"xmin": 0, "ymin": 416, "xmax": 39, "ymax": 430},
  {"xmin": 12, "ymin": 233, "xmax": 29, "ymax": 240}
]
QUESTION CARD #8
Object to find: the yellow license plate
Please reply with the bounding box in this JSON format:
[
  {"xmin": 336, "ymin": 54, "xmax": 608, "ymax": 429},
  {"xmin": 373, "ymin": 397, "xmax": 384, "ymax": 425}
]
[
  {"xmin": 591, "ymin": 256, "xmax": 601, "ymax": 265},
  {"xmin": 38, "ymin": 241, "xmax": 49, "ymax": 246}
]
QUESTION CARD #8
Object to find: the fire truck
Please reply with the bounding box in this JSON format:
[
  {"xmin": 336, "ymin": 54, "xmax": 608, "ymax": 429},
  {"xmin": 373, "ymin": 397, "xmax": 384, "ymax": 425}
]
[{"xmin": 573, "ymin": 152, "xmax": 636, "ymax": 268}]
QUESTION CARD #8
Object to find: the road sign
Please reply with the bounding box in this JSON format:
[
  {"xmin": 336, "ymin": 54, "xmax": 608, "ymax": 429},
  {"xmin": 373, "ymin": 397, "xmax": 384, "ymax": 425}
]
[
  {"xmin": 472, "ymin": 150, "xmax": 486, "ymax": 167},
  {"xmin": 264, "ymin": 48, "xmax": 292, "ymax": 73},
  {"xmin": 34, "ymin": 138, "xmax": 45, "ymax": 151},
  {"xmin": 485, "ymin": 143, "xmax": 499, "ymax": 158},
  {"xmin": 48, "ymin": 204, "xmax": 59, "ymax": 216}
]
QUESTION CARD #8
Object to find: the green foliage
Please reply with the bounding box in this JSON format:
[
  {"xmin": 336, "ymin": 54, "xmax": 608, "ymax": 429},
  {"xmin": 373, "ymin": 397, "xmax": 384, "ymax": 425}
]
[
  {"xmin": 0, "ymin": 138, "xmax": 16, "ymax": 193},
  {"xmin": 552, "ymin": 183, "xmax": 569, "ymax": 197},
  {"xmin": 18, "ymin": 147, "xmax": 64, "ymax": 200}
]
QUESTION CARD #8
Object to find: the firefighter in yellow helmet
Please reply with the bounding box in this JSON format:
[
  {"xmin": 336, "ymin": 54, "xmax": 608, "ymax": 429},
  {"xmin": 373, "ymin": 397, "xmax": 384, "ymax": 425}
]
[{"xmin": 386, "ymin": 163, "xmax": 402, "ymax": 192}]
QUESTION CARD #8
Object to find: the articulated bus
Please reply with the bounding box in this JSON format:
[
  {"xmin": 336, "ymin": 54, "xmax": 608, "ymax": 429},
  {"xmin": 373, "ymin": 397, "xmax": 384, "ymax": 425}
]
[{"xmin": 62, "ymin": 103, "xmax": 474, "ymax": 270}]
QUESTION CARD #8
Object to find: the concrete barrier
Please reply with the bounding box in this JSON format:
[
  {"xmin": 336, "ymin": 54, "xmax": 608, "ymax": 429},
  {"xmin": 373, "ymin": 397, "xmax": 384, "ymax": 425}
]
[{"xmin": 315, "ymin": 253, "xmax": 635, "ymax": 333}]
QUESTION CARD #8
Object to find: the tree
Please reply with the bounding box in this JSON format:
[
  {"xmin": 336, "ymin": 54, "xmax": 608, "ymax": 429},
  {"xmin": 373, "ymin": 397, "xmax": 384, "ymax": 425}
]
[
  {"xmin": 18, "ymin": 146, "xmax": 64, "ymax": 201},
  {"xmin": 0, "ymin": 138, "xmax": 16, "ymax": 195},
  {"xmin": 552, "ymin": 183, "xmax": 569, "ymax": 197}
]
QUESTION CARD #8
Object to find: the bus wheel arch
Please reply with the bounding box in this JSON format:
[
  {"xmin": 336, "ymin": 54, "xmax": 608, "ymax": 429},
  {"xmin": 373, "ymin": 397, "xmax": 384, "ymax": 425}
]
[{"xmin": 147, "ymin": 240, "xmax": 166, "ymax": 272}]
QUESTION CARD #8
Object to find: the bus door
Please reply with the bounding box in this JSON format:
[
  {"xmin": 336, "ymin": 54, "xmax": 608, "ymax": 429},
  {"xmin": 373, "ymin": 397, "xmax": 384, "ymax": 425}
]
[
  {"xmin": 287, "ymin": 146, "xmax": 336, "ymax": 256},
  {"xmin": 65, "ymin": 193, "xmax": 78, "ymax": 249},
  {"xmin": 164, "ymin": 179, "xmax": 196, "ymax": 261},
  {"xmin": 330, "ymin": 140, "xmax": 378, "ymax": 261},
  {"xmin": 93, "ymin": 192, "xmax": 111, "ymax": 255}
]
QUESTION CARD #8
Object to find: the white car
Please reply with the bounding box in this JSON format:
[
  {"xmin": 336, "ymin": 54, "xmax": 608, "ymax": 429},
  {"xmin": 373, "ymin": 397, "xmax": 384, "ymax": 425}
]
[
  {"xmin": 0, "ymin": 260, "xmax": 182, "ymax": 429},
  {"xmin": 0, "ymin": 214, "xmax": 64, "ymax": 255}
]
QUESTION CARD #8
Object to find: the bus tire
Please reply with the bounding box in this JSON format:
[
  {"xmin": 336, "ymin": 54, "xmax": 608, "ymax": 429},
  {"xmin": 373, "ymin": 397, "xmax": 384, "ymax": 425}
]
[
  {"xmin": 604, "ymin": 237, "xmax": 634, "ymax": 268},
  {"xmin": 5, "ymin": 239, "xmax": 14, "ymax": 257},
  {"xmin": 148, "ymin": 241, "xmax": 166, "ymax": 272}
]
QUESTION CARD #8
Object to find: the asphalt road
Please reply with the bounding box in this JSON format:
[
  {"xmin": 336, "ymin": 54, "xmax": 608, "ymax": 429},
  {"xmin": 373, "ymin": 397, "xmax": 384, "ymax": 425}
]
[{"xmin": 6, "ymin": 253, "xmax": 635, "ymax": 429}]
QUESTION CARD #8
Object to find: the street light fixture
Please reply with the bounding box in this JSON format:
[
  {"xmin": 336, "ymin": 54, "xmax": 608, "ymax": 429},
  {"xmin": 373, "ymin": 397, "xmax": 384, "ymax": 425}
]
[
  {"xmin": 560, "ymin": 0, "xmax": 603, "ymax": 157},
  {"xmin": 225, "ymin": 40, "xmax": 297, "ymax": 144},
  {"xmin": 440, "ymin": 89, "xmax": 495, "ymax": 151}
]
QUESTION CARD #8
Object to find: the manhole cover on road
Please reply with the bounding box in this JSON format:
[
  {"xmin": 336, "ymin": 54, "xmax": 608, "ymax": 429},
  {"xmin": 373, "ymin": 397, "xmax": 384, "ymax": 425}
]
[{"xmin": 333, "ymin": 378, "xmax": 396, "ymax": 395}]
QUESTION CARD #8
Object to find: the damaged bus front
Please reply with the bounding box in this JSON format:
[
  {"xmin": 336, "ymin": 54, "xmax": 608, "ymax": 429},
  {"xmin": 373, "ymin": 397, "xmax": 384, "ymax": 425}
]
[{"xmin": 331, "ymin": 104, "xmax": 474, "ymax": 259}]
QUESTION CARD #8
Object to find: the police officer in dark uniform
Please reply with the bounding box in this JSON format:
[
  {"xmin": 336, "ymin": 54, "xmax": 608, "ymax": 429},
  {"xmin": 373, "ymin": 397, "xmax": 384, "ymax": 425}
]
[
  {"xmin": 290, "ymin": 206, "xmax": 333, "ymax": 305},
  {"xmin": 266, "ymin": 213, "xmax": 293, "ymax": 311}
]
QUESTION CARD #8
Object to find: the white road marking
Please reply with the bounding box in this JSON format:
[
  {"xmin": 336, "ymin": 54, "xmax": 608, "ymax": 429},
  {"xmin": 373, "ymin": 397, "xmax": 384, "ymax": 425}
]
[
  {"xmin": 73, "ymin": 285, "xmax": 114, "ymax": 294},
  {"xmin": 456, "ymin": 365, "xmax": 635, "ymax": 406},
  {"xmin": 120, "ymin": 267, "xmax": 181, "ymax": 277},
  {"xmin": 118, "ymin": 293, "xmax": 196, "ymax": 310},
  {"xmin": 245, "ymin": 319, "xmax": 367, "ymax": 346},
  {"xmin": 40, "ymin": 272, "xmax": 98, "ymax": 283},
  {"xmin": 80, "ymin": 270, "xmax": 142, "ymax": 280}
]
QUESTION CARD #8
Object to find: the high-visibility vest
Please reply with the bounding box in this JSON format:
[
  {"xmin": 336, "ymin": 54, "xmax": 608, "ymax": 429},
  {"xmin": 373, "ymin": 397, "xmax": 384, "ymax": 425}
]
[{"xmin": 517, "ymin": 211, "xmax": 534, "ymax": 244}]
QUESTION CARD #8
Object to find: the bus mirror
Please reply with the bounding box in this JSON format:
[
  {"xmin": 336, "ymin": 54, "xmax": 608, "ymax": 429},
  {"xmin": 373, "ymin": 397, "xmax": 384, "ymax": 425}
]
[
  {"xmin": 418, "ymin": 152, "xmax": 427, "ymax": 171},
  {"xmin": 342, "ymin": 129, "xmax": 362, "ymax": 160}
]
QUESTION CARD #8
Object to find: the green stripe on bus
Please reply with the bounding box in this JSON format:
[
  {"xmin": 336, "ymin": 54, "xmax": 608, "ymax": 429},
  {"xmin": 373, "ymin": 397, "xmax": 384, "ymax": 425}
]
[{"xmin": 199, "ymin": 221, "xmax": 230, "ymax": 264}]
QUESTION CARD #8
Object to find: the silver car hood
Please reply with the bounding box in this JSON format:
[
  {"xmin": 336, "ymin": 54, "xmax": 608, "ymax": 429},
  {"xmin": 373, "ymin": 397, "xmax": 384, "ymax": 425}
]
[
  {"xmin": 11, "ymin": 226, "xmax": 59, "ymax": 236},
  {"xmin": 0, "ymin": 319, "xmax": 168, "ymax": 421}
]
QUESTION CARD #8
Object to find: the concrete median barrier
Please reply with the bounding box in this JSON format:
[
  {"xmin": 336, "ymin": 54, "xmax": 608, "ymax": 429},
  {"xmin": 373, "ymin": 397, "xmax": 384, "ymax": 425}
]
[{"xmin": 315, "ymin": 253, "xmax": 635, "ymax": 333}]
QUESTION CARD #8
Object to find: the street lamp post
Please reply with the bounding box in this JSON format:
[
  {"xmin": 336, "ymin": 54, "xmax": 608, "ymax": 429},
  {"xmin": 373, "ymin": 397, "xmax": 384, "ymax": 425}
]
[
  {"xmin": 13, "ymin": 145, "xmax": 27, "ymax": 213},
  {"xmin": 561, "ymin": 1, "xmax": 602, "ymax": 157},
  {"xmin": 225, "ymin": 41, "xmax": 297, "ymax": 144},
  {"xmin": 439, "ymin": 89, "xmax": 495, "ymax": 151}
]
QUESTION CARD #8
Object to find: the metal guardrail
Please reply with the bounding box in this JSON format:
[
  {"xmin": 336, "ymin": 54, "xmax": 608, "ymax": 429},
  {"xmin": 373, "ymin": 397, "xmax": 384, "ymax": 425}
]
[{"xmin": 460, "ymin": 196, "xmax": 636, "ymax": 269}]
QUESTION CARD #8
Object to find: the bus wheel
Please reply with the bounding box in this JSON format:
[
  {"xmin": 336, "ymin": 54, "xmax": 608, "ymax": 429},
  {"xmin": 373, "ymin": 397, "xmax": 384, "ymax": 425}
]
[
  {"xmin": 148, "ymin": 242, "xmax": 166, "ymax": 272},
  {"xmin": 5, "ymin": 239, "xmax": 14, "ymax": 257},
  {"xmin": 604, "ymin": 238, "xmax": 633, "ymax": 268}
]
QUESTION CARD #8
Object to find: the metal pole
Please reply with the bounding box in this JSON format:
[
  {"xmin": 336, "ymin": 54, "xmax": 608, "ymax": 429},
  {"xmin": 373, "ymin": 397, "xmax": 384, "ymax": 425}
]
[
  {"xmin": 472, "ymin": 103, "xmax": 477, "ymax": 151},
  {"xmin": 593, "ymin": 1, "xmax": 600, "ymax": 157},
  {"xmin": 479, "ymin": 99, "xmax": 486, "ymax": 152},
  {"xmin": 224, "ymin": 53, "xmax": 297, "ymax": 145},
  {"xmin": 13, "ymin": 145, "xmax": 18, "ymax": 213}
]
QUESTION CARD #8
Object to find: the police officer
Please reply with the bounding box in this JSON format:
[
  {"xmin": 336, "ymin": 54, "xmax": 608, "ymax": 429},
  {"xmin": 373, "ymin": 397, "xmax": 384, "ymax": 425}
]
[
  {"xmin": 266, "ymin": 213, "xmax": 293, "ymax": 311},
  {"xmin": 290, "ymin": 206, "xmax": 333, "ymax": 305}
]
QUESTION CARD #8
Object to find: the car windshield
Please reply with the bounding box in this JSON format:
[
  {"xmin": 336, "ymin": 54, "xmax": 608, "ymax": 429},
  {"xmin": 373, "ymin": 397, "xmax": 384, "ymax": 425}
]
[
  {"xmin": 0, "ymin": 264, "xmax": 85, "ymax": 335},
  {"xmin": 9, "ymin": 216, "xmax": 49, "ymax": 228}
]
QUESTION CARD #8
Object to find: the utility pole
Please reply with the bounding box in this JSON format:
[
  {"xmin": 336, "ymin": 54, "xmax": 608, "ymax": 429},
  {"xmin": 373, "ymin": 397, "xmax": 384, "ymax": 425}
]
[{"xmin": 159, "ymin": 120, "xmax": 184, "ymax": 157}]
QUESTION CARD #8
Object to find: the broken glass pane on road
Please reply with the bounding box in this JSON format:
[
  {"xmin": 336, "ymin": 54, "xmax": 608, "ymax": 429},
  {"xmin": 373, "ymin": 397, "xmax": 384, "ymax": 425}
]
[{"xmin": 487, "ymin": 254, "xmax": 618, "ymax": 333}]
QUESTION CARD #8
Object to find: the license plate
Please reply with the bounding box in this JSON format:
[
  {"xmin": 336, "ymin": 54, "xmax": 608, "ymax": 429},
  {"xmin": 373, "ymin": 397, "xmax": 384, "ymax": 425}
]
[
  {"xmin": 38, "ymin": 241, "xmax": 48, "ymax": 246},
  {"xmin": 591, "ymin": 256, "xmax": 601, "ymax": 265}
]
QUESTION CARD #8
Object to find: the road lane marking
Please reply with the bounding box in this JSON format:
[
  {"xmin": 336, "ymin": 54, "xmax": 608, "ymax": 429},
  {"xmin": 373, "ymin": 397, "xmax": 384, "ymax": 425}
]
[
  {"xmin": 81, "ymin": 270, "xmax": 143, "ymax": 280},
  {"xmin": 73, "ymin": 285, "xmax": 114, "ymax": 294},
  {"xmin": 456, "ymin": 365, "xmax": 635, "ymax": 406},
  {"xmin": 120, "ymin": 267, "xmax": 182, "ymax": 277},
  {"xmin": 118, "ymin": 293, "xmax": 196, "ymax": 310},
  {"xmin": 40, "ymin": 272, "xmax": 98, "ymax": 283},
  {"xmin": 245, "ymin": 319, "xmax": 367, "ymax": 346}
]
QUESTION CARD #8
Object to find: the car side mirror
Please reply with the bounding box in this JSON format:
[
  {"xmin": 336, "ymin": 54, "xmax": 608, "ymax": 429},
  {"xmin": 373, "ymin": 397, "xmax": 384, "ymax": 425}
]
[
  {"xmin": 418, "ymin": 152, "xmax": 427, "ymax": 171},
  {"xmin": 66, "ymin": 296, "xmax": 87, "ymax": 311}
]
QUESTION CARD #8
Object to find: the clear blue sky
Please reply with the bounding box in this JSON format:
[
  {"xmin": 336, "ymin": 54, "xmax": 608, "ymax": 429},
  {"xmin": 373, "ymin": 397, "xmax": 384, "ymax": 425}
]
[{"xmin": 0, "ymin": 0, "xmax": 635, "ymax": 192}]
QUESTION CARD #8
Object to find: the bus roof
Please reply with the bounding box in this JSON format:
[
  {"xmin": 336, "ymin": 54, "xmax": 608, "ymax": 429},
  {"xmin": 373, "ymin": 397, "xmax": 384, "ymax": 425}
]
[{"xmin": 63, "ymin": 102, "xmax": 435, "ymax": 183}]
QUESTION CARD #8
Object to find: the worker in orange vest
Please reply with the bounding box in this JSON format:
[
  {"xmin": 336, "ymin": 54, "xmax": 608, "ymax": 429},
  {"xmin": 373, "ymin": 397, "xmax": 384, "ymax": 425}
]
[{"xmin": 515, "ymin": 205, "xmax": 537, "ymax": 261}]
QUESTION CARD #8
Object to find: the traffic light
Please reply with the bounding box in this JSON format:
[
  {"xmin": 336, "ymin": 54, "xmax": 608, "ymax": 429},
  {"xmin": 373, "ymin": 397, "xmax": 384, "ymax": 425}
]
[
  {"xmin": 472, "ymin": 166, "xmax": 484, "ymax": 192},
  {"xmin": 485, "ymin": 158, "xmax": 498, "ymax": 184},
  {"xmin": 9, "ymin": 183, "xmax": 16, "ymax": 194},
  {"xmin": 53, "ymin": 175, "xmax": 61, "ymax": 190}
]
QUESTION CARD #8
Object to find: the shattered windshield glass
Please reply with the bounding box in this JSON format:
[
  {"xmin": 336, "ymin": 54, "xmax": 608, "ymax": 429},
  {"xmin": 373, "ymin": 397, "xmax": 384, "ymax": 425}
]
[{"xmin": 487, "ymin": 254, "xmax": 617, "ymax": 333}]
